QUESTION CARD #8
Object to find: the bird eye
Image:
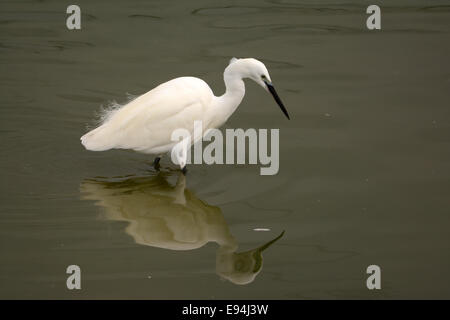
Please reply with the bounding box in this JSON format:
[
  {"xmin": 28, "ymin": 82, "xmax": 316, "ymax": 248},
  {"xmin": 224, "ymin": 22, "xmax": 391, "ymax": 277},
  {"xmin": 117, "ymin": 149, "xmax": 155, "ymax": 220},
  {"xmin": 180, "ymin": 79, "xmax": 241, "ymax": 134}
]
[{"xmin": 261, "ymin": 75, "xmax": 266, "ymax": 79}]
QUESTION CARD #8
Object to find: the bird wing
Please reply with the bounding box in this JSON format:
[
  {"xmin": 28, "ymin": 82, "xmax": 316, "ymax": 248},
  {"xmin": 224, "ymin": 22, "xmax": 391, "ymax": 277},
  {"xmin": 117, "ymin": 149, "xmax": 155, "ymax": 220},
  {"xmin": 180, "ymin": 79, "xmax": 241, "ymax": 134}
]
[{"xmin": 81, "ymin": 77, "xmax": 214, "ymax": 153}]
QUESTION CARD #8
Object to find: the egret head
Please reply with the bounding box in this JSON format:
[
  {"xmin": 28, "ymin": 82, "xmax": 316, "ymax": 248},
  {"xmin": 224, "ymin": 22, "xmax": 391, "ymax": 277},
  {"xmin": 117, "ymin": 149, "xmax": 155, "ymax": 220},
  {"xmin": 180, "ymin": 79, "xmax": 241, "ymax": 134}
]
[
  {"xmin": 216, "ymin": 230, "xmax": 285, "ymax": 285},
  {"xmin": 227, "ymin": 57, "xmax": 290, "ymax": 120}
]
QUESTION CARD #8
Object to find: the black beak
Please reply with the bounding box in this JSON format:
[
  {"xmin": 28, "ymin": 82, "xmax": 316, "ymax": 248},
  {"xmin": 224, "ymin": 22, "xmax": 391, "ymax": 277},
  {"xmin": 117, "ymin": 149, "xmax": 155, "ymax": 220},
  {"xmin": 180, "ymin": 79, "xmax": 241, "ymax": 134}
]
[{"xmin": 265, "ymin": 81, "xmax": 290, "ymax": 120}]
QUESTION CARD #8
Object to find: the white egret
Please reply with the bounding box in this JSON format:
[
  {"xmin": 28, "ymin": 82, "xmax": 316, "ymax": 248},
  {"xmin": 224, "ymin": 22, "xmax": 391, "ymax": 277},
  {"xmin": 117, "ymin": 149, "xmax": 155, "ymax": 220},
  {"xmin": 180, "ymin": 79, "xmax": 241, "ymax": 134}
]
[{"xmin": 80, "ymin": 57, "xmax": 290, "ymax": 173}]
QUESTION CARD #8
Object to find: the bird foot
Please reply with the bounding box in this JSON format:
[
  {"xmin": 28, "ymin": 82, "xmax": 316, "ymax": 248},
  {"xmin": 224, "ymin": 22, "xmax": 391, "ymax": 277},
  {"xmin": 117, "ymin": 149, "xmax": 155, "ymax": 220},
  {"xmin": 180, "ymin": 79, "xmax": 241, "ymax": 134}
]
[
  {"xmin": 153, "ymin": 157, "xmax": 161, "ymax": 171},
  {"xmin": 181, "ymin": 166, "xmax": 187, "ymax": 175}
]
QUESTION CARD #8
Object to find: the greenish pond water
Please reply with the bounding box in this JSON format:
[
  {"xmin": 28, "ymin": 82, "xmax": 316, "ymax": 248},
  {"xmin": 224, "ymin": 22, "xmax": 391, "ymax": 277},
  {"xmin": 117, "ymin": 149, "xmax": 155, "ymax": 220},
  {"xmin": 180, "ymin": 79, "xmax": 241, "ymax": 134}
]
[{"xmin": 0, "ymin": 0, "xmax": 449, "ymax": 299}]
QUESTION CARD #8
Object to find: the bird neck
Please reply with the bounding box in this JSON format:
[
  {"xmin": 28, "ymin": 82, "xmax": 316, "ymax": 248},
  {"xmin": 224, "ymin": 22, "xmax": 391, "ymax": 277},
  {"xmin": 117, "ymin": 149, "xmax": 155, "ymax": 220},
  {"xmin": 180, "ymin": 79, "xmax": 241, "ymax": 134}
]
[
  {"xmin": 223, "ymin": 73, "xmax": 245, "ymax": 103},
  {"xmin": 214, "ymin": 67, "xmax": 246, "ymax": 125}
]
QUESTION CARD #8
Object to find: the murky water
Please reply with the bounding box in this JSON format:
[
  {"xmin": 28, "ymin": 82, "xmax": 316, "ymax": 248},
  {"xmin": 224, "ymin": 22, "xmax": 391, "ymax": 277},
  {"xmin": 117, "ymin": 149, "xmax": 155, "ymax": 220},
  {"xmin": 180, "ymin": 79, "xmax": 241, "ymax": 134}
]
[{"xmin": 1, "ymin": 0, "xmax": 449, "ymax": 299}]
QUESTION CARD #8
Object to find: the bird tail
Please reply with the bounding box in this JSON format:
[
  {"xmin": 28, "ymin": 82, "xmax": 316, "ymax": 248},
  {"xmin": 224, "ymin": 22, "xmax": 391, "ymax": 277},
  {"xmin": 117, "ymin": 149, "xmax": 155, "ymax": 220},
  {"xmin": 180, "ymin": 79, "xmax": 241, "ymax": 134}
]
[{"xmin": 80, "ymin": 125, "xmax": 115, "ymax": 151}]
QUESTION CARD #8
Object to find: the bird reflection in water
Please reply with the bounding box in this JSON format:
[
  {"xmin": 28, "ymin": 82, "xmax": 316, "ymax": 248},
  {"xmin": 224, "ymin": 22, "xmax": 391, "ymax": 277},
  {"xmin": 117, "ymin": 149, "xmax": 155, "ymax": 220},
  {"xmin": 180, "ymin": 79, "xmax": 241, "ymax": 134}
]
[{"xmin": 80, "ymin": 172, "xmax": 284, "ymax": 285}]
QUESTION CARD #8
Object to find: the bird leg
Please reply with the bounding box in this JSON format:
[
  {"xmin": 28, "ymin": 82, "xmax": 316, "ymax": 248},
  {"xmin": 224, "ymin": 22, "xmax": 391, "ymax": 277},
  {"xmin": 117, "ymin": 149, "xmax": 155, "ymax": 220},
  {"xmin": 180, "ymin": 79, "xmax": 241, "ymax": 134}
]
[
  {"xmin": 174, "ymin": 137, "xmax": 189, "ymax": 175},
  {"xmin": 153, "ymin": 156, "xmax": 161, "ymax": 170}
]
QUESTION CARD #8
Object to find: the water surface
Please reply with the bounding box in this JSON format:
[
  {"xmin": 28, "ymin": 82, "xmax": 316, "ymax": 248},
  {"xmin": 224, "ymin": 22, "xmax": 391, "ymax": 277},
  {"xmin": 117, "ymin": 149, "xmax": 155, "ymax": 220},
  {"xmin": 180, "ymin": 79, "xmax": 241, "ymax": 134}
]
[{"xmin": 0, "ymin": 0, "xmax": 449, "ymax": 299}]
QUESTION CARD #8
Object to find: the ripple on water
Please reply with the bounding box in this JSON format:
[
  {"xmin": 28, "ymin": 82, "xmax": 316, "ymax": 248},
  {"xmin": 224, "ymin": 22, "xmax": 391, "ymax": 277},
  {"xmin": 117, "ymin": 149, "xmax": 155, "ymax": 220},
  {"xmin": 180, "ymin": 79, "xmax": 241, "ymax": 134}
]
[
  {"xmin": 191, "ymin": 4, "xmax": 360, "ymax": 16},
  {"xmin": 57, "ymin": 94, "xmax": 106, "ymax": 104},
  {"xmin": 128, "ymin": 14, "xmax": 162, "ymax": 19},
  {"xmin": 191, "ymin": 6, "xmax": 261, "ymax": 16},
  {"xmin": 0, "ymin": 39, "xmax": 95, "ymax": 54}
]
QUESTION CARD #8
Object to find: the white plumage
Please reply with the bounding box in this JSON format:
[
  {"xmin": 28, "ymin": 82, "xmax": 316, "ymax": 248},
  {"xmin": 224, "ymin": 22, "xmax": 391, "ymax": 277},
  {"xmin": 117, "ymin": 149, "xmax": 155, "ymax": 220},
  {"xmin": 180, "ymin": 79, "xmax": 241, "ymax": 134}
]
[{"xmin": 81, "ymin": 57, "xmax": 289, "ymax": 170}]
